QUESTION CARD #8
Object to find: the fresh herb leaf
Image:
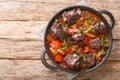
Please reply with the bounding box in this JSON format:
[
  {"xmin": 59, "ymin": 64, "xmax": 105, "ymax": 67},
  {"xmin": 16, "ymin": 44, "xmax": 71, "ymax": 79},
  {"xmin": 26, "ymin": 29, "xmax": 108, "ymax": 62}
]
[
  {"xmin": 87, "ymin": 17, "xmax": 93, "ymax": 23},
  {"xmin": 82, "ymin": 55, "xmax": 87, "ymax": 62},
  {"xmin": 61, "ymin": 38, "xmax": 66, "ymax": 44},
  {"xmin": 101, "ymin": 37, "xmax": 104, "ymax": 46},
  {"xmin": 93, "ymin": 53, "xmax": 97, "ymax": 57},
  {"xmin": 65, "ymin": 24, "xmax": 69, "ymax": 28},
  {"xmin": 60, "ymin": 45, "xmax": 67, "ymax": 50},
  {"xmin": 67, "ymin": 41, "xmax": 73, "ymax": 47},
  {"xmin": 54, "ymin": 49, "xmax": 57, "ymax": 54}
]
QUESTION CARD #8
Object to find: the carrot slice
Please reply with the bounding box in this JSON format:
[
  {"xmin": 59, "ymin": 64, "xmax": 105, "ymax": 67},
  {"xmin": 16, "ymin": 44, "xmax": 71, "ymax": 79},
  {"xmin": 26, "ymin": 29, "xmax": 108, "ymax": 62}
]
[
  {"xmin": 91, "ymin": 49, "xmax": 97, "ymax": 53},
  {"xmin": 85, "ymin": 32, "xmax": 96, "ymax": 38},
  {"xmin": 70, "ymin": 24, "xmax": 77, "ymax": 29},
  {"xmin": 84, "ymin": 46, "xmax": 90, "ymax": 53},
  {"xmin": 49, "ymin": 47, "xmax": 57, "ymax": 57},
  {"xmin": 47, "ymin": 33, "xmax": 54, "ymax": 42},
  {"xmin": 55, "ymin": 54, "xmax": 63, "ymax": 62},
  {"xmin": 84, "ymin": 20, "xmax": 90, "ymax": 28},
  {"xmin": 57, "ymin": 49, "xmax": 65, "ymax": 56}
]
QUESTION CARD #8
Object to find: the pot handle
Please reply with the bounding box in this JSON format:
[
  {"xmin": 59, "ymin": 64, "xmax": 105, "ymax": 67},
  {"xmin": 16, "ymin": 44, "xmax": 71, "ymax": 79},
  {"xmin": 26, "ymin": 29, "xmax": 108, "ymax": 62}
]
[
  {"xmin": 41, "ymin": 49, "xmax": 58, "ymax": 70},
  {"xmin": 99, "ymin": 10, "xmax": 115, "ymax": 30}
]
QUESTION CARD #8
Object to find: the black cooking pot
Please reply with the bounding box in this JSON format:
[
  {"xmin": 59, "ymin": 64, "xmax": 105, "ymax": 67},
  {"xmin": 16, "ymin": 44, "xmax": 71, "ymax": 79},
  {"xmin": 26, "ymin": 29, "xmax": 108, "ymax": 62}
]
[{"xmin": 41, "ymin": 5, "xmax": 115, "ymax": 74}]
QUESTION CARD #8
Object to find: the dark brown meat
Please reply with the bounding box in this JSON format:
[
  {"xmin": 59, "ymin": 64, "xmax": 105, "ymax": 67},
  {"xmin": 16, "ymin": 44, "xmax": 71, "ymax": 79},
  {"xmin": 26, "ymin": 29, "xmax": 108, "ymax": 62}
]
[
  {"xmin": 93, "ymin": 22, "xmax": 107, "ymax": 35},
  {"xmin": 51, "ymin": 22, "xmax": 67, "ymax": 40},
  {"xmin": 89, "ymin": 38, "xmax": 102, "ymax": 51},
  {"xmin": 63, "ymin": 54, "xmax": 80, "ymax": 69},
  {"xmin": 85, "ymin": 53, "xmax": 96, "ymax": 68},
  {"xmin": 62, "ymin": 8, "xmax": 81, "ymax": 25},
  {"xmin": 71, "ymin": 32, "xmax": 85, "ymax": 47}
]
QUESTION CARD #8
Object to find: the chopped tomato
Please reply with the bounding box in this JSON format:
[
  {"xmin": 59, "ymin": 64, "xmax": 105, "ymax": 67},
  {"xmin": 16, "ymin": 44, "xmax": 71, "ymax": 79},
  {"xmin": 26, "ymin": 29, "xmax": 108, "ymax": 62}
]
[
  {"xmin": 55, "ymin": 54, "xmax": 63, "ymax": 62},
  {"xmin": 67, "ymin": 28, "xmax": 73, "ymax": 36},
  {"xmin": 65, "ymin": 47, "xmax": 72, "ymax": 54},
  {"xmin": 84, "ymin": 46, "xmax": 90, "ymax": 53},
  {"xmin": 53, "ymin": 40, "xmax": 62, "ymax": 49},
  {"xmin": 84, "ymin": 37, "xmax": 89, "ymax": 44}
]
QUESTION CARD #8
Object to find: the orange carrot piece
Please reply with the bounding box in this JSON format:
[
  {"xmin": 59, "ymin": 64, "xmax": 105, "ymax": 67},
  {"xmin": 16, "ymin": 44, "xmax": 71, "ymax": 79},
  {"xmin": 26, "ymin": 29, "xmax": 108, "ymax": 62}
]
[
  {"xmin": 85, "ymin": 32, "xmax": 96, "ymax": 38},
  {"xmin": 91, "ymin": 49, "xmax": 97, "ymax": 53},
  {"xmin": 96, "ymin": 56, "xmax": 102, "ymax": 63},
  {"xmin": 47, "ymin": 34, "xmax": 54, "ymax": 41},
  {"xmin": 96, "ymin": 51, "xmax": 102, "ymax": 59},
  {"xmin": 55, "ymin": 54, "xmax": 63, "ymax": 62},
  {"xmin": 84, "ymin": 46, "xmax": 90, "ymax": 53},
  {"xmin": 57, "ymin": 49, "xmax": 65, "ymax": 56},
  {"xmin": 49, "ymin": 47, "xmax": 56, "ymax": 57},
  {"xmin": 70, "ymin": 24, "xmax": 77, "ymax": 29},
  {"xmin": 84, "ymin": 20, "xmax": 90, "ymax": 28}
]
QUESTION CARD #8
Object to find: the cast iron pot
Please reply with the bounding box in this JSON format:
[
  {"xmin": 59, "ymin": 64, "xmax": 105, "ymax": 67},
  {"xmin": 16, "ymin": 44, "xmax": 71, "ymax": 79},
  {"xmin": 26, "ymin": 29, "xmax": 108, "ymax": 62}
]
[{"xmin": 41, "ymin": 5, "xmax": 115, "ymax": 74}]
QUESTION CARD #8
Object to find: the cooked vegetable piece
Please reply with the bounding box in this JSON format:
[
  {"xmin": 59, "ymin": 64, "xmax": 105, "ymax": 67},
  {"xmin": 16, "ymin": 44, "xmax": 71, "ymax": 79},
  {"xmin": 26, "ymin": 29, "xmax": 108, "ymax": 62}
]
[
  {"xmin": 53, "ymin": 40, "xmax": 62, "ymax": 49},
  {"xmin": 47, "ymin": 33, "xmax": 54, "ymax": 41},
  {"xmin": 85, "ymin": 32, "xmax": 96, "ymax": 38},
  {"xmin": 65, "ymin": 47, "xmax": 72, "ymax": 54},
  {"xmin": 57, "ymin": 49, "xmax": 65, "ymax": 56},
  {"xmin": 49, "ymin": 47, "xmax": 57, "ymax": 57},
  {"xmin": 84, "ymin": 46, "xmax": 90, "ymax": 53},
  {"xmin": 84, "ymin": 37, "xmax": 89, "ymax": 44},
  {"xmin": 87, "ymin": 17, "xmax": 93, "ymax": 23},
  {"xmin": 55, "ymin": 54, "xmax": 63, "ymax": 62}
]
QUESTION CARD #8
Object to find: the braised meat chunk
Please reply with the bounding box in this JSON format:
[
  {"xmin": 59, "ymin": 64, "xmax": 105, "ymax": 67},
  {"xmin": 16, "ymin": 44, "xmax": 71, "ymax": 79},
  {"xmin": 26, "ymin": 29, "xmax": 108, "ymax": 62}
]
[
  {"xmin": 85, "ymin": 53, "xmax": 96, "ymax": 68},
  {"xmin": 51, "ymin": 22, "xmax": 67, "ymax": 39},
  {"xmin": 62, "ymin": 8, "xmax": 81, "ymax": 25},
  {"xmin": 93, "ymin": 22, "xmax": 107, "ymax": 35},
  {"xmin": 89, "ymin": 38, "xmax": 102, "ymax": 51},
  {"xmin": 63, "ymin": 54, "xmax": 80, "ymax": 70},
  {"xmin": 71, "ymin": 32, "xmax": 85, "ymax": 47}
]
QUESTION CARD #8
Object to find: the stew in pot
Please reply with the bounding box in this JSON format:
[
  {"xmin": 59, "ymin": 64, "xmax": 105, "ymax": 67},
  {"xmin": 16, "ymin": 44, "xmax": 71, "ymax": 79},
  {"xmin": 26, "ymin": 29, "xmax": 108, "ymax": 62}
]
[{"xmin": 46, "ymin": 8, "xmax": 109, "ymax": 71}]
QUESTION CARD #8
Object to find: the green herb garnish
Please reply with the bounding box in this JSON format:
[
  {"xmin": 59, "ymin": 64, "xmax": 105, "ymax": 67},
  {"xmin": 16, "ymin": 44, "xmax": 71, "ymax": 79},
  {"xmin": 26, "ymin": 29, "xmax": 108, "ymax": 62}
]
[
  {"xmin": 82, "ymin": 55, "xmax": 87, "ymax": 63},
  {"xmin": 65, "ymin": 24, "xmax": 69, "ymax": 28},
  {"xmin": 54, "ymin": 49, "xmax": 57, "ymax": 54},
  {"xmin": 60, "ymin": 45, "xmax": 67, "ymax": 50},
  {"xmin": 87, "ymin": 17, "xmax": 93, "ymax": 23},
  {"xmin": 67, "ymin": 41, "xmax": 73, "ymax": 47}
]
